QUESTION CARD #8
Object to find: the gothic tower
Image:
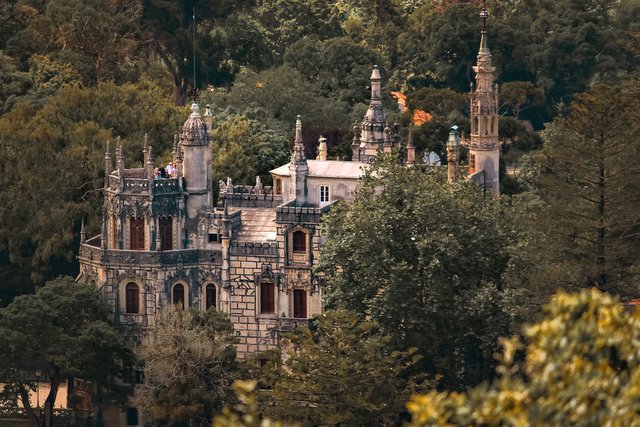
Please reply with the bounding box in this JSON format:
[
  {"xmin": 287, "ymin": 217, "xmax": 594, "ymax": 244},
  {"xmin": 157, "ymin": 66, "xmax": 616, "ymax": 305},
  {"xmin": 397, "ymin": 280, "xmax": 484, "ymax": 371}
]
[
  {"xmin": 289, "ymin": 115, "xmax": 309, "ymax": 205},
  {"xmin": 468, "ymin": 4, "xmax": 500, "ymax": 195},
  {"xmin": 353, "ymin": 65, "xmax": 388, "ymax": 163},
  {"xmin": 180, "ymin": 103, "xmax": 212, "ymax": 221}
]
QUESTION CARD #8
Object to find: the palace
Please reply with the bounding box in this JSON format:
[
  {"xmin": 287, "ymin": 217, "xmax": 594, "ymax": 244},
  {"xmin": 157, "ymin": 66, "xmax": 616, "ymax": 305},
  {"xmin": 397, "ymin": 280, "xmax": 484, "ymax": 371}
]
[{"xmin": 77, "ymin": 9, "xmax": 500, "ymax": 361}]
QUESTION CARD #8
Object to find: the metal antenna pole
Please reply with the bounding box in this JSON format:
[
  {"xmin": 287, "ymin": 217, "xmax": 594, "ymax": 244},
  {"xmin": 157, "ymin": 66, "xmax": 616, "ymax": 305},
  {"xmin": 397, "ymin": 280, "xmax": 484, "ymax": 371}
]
[{"xmin": 192, "ymin": 6, "xmax": 197, "ymax": 102}]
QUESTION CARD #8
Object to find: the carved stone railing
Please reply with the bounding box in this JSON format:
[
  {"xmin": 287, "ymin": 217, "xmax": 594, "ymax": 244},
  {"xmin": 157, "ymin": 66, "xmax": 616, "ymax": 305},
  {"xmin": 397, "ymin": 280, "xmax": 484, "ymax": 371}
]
[
  {"xmin": 123, "ymin": 178, "xmax": 148, "ymax": 193},
  {"xmin": 275, "ymin": 317, "xmax": 311, "ymax": 332},
  {"xmin": 230, "ymin": 241, "xmax": 278, "ymax": 256},
  {"xmin": 275, "ymin": 201, "xmax": 334, "ymax": 225},
  {"xmin": 79, "ymin": 245, "xmax": 222, "ymax": 266},
  {"xmin": 153, "ymin": 178, "xmax": 180, "ymax": 194}
]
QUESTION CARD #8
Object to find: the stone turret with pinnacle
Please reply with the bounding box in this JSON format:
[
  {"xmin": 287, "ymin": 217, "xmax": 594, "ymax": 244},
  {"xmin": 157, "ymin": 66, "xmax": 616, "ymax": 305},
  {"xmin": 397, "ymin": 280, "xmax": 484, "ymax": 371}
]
[{"xmin": 468, "ymin": 1, "xmax": 500, "ymax": 195}]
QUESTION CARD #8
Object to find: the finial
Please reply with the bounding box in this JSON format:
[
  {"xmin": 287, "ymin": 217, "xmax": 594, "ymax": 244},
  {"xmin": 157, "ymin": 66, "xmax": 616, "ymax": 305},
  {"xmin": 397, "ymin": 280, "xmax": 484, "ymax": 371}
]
[
  {"xmin": 80, "ymin": 218, "xmax": 86, "ymax": 244},
  {"xmin": 295, "ymin": 115, "xmax": 302, "ymax": 143},
  {"xmin": 144, "ymin": 133, "xmax": 148, "ymax": 149},
  {"xmin": 105, "ymin": 139, "xmax": 111, "ymax": 158},
  {"xmin": 117, "ymin": 136, "xmax": 123, "ymax": 159},
  {"xmin": 205, "ymin": 104, "xmax": 212, "ymax": 117},
  {"xmin": 148, "ymin": 145, "xmax": 153, "ymax": 163},
  {"xmin": 480, "ymin": 0, "xmax": 489, "ymax": 33}
]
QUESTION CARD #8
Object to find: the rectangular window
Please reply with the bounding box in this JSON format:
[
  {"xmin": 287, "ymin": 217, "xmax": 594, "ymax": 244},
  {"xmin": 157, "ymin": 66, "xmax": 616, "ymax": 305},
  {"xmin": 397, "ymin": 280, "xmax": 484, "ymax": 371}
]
[
  {"xmin": 274, "ymin": 178, "xmax": 282, "ymax": 195},
  {"xmin": 292, "ymin": 231, "xmax": 306, "ymax": 253},
  {"xmin": 293, "ymin": 290, "xmax": 307, "ymax": 318},
  {"xmin": 319, "ymin": 185, "xmax": 330, "ymax": 206},
  {"xmin": 129, "ymin": 217, "xmax": 145, "ymax": 250},
  {"xmin": 159, "ymin": 217, "xmax": 172, "ymax": 250},
  {"xmin": 469, "ymin": 153, "xmax": 476, "ymax": 173},
  {"xmin": 111, "ymin": 216, "xmax": 118, "ymax": 249},
  {"xmin": 260, "ymin": 282, "xmax": 275, "ymax": 314}
]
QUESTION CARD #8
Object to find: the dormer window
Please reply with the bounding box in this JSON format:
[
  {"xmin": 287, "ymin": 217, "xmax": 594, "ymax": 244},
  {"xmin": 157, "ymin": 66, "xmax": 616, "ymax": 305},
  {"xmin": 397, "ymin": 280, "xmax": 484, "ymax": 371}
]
[{"xmin": 292, "ymin": 230, "xmax": 306, "ymax": 253}]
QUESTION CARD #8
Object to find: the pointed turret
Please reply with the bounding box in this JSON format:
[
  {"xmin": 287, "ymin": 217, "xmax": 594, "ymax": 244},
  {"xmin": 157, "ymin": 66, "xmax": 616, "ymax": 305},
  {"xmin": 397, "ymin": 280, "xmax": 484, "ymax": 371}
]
[
  {"xmin": 351, "ymin": 123, "xmax": 361, "ymax": 162},
  {"xmin": 447, "ymin": 125, "xmax": 461, "ymax": 184},
  {"xmin": 104, "ymin": 139, "xmax": 112, "ymax": 177},
  {"xmin": 468, "ymin": 1, "xmax": 500, "ymax": 195},
  {"xmin": 288, "ymin": 115, "xmax": 309, "ymax": 205},
  {"xmin": 80, "ymin": 218, "xmax": 86, "ymax": 244},
  {"xmin": 116, "ymin": 136, "xmax": 124, "ymax": 172},
  {"xmin": 355, "ymin": 65, "xmax": 388, "ymax": 163}
]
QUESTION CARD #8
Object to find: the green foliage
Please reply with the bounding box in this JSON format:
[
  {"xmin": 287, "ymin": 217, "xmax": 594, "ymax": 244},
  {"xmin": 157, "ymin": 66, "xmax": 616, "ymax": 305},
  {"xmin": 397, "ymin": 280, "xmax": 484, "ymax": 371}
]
[
  {"xmin": 210, "ymin": 112, "xmax": 290, "ymax": 186},
  {"xmin": 134, "ymin": 307, "xmax": 244, "ymax": 427},
  {"xmin": 0, "ymin": 276, "xmax": 133, "ymax": 426},
  {"xmin": 408, "ymin": 289, "xmax": 640, "ymax": 426},
  {"xmin": 0, "ymin": 51, "xmax": 32, "ymax": 113},
  {"xmin": 319, "ymin": 157, "xmax": 525, "ymax": 389},
  {"xmin": 0, "ymin": 81, "xmax": 183, "ymax": 285},
  {"xmin": 532, "ymin": 83, "xmax": 640, "ymax": 295},
  {"xmin": 266, "ymin": 309, "xmax": 426, "ymax": 425},
  {"xmin": 214, "ymin": 380, "xmax": 297, "ymax": 427},
  {"xmin": 207, "ymin": 66, "xmax": 350, "ymax": 128}
]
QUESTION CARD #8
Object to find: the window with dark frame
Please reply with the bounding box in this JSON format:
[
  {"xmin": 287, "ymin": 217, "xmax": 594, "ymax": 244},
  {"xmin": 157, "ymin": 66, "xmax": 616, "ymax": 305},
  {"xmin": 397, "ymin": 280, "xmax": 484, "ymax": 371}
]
[
  {"xmin": 293, "ymin": 289, "xmax": 307, "ymax": 318},
  {"xmin": 319, "ymin": 185, "xmax": 330, "ymax": 205},
  {"xmin": 159, "ymin": 217, "xmax": 172, "ymax": 250},
  {"xmin": 125, "ymin": 282, "xmax": 139, "ymax": 314},
  {"xmin": 172, "ymin": 283, "xmax": 185, "ymax": 308},
  {"xmin": 260, "ymin": 282, "xmax": 275, "ymax": 314},
  {"xmin": 469, "ymin": 153, "xmax": 476, "ymax": 172},
  {"xmin": 205, "ymin": 284, "xmax": 216, "ymax": 310},
  {"xmin": 129, "ymin": 217, "xmax": 145, "ymax": 250},
  {"xmin": 292, "ymin": 230, "xmax": 306, "ymax": 253}
]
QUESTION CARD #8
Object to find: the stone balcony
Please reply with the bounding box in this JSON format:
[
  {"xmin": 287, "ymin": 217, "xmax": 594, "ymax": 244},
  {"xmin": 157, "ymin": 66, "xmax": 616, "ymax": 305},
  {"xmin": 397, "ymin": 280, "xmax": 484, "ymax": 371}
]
[{"xmin": 79, "ymin": 240, "xmax": 221, "ymax": 267}]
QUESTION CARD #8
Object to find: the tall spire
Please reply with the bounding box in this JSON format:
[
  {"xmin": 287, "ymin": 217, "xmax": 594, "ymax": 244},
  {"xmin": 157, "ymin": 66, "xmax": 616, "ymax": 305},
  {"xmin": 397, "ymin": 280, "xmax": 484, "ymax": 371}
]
[
  {"xmin": 289, "ymin": 115, "xmax": 309, "ymax": 205},
  {"xmin": 291, "ymin": 115, "xmax": 306, "ymax": 164},
  {"xmin": 468, "ymin": 0, "xmax": 500, "ymax": 195},
  {"xmin": 355, "ymin": 65, "xmax": 388, "ymax": 163}
]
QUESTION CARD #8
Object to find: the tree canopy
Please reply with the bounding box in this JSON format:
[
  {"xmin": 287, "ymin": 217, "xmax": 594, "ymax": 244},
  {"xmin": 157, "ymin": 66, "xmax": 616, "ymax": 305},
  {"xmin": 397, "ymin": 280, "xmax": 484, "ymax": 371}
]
[
  {"xmin": 133, "ymin": 307, "xmax": 244, "ymax": 427},
  {"xmin": 0, "ymin": 276, "xmax": 133, "ymax": 427},
  {"xmin": 266, "ymin": 309, "xmax": 427, "ymax": 425},
  {"xmin": 407, "ymin": 289, "xmax": 640, "ymax": 426},
  {"xmin": 319, "ymin": 157, "xmax": 526, "ymax": 389}
]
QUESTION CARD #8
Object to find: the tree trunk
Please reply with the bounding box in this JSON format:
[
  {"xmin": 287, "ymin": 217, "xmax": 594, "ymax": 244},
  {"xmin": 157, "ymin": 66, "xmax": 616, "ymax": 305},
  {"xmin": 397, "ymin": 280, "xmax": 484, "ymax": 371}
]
[
  {"xmin": 44, "ymin": 367, "xmax": 62, "ymax": 427},
  {"xmin": 18, "ymin": 385, "xmax": 40, "ymax": 427}
]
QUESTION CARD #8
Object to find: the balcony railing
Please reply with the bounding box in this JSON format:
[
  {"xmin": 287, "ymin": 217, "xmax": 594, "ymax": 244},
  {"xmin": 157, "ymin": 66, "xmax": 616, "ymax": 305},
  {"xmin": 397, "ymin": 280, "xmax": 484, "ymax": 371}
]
[{"xmin": 79, "ymin": 244, "xmax": 222, "ymax": 266}]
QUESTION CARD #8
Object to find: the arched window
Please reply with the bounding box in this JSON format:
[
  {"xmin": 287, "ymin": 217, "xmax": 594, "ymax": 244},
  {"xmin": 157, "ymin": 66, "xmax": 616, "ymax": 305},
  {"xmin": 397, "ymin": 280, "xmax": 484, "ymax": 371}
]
[
  {"xmin": 172, "ymin": 284, "xmax": 185, "ymax": 308},
  {"xmin": 159, "ymin": 217, "xmax": 173, "ymax": 250},
  {"xmin": 205, "ymin": 284, "xmax": 216, "ymax": 310},
  {"xmin": 125, "ymin": 283, "xmax": 139, "ymax": 314},
  {"xmin": 130, "ymin": 217, "xmax": 145, "ymax": 250},
  {"xmin": 292, "ymin": 230, "xmax": 306, "ymax": 253}
]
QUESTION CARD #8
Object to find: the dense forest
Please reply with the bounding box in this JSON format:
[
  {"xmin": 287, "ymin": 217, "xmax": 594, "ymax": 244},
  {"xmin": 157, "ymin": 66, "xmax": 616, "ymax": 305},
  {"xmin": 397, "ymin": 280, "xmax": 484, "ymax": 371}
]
[
  {"xmin": 3, "ymin": 0, "xmax": 640, "ymax": 424},
  {"xmin": 0, "ymin": 0, "xmax": 639, "ymax": 297}
]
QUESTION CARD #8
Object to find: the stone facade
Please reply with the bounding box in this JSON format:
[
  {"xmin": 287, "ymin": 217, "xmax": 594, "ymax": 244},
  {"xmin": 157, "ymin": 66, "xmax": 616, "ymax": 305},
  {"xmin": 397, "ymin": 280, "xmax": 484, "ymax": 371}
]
[{"xmin": 78, "ymin": 20, "xmax": 500, "ymax": 362}]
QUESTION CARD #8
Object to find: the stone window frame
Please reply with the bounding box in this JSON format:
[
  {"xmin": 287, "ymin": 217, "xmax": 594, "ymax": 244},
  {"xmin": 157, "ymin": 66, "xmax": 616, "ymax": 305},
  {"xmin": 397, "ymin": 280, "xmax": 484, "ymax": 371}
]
[
  {"xmin": 274, "ymin": 177, "xmax": 282, "ymax": 195},
  {"xmin": 469, "ymin": 153, "xmax": 476, "ymax": 173},
  {"xmin": 258, "ymin": 281, "xmax": 276, "ymax": 316},
  {"xmin": 288, "ymin": 226, "xmax": 310, "ymax": 265},
  {"xmin": 171, "ymin": 281, "xmax": 189, "ymax": 309},
  {"xmin": 129, "ymin": 216, "xmax": 145, "ymax": 250},
  {"xmin": 158, "ymin": 216, "xmax": 173, "ymax": 251},
  {"xmin": 118, "ymin": 279, "xmax": 145, "ymax": 318}
]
